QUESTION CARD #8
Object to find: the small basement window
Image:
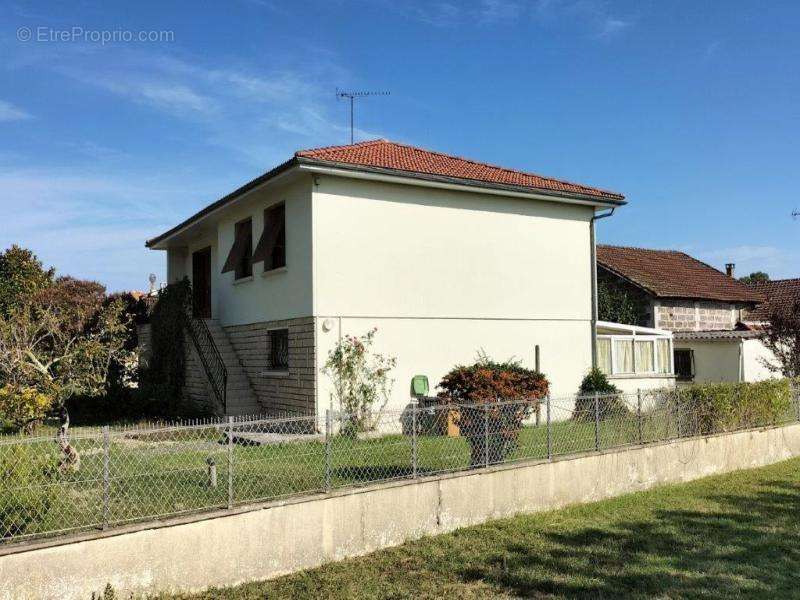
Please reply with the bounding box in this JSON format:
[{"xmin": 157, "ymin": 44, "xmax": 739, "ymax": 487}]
[
  {"xmin": 221, "ymin": 218, "xmax": 253, "ymax": 280},
  {"xmin": 253, "ymin": 203, "xmax": 286, "ymax": 272},
  {"xmin": 268, "ymin": 328, "xmax": 289, "ymax": 371}
]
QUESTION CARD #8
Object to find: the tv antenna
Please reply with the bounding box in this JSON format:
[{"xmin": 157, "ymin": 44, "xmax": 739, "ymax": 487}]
[{"xmin": 336, "ymin": 89, "xmax": 390, "ymax": 144}]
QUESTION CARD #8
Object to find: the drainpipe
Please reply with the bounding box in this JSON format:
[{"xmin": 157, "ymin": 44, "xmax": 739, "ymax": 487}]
[{"xmin": 590, "ymin": 208, "xmax": 616, "ymax": 368}]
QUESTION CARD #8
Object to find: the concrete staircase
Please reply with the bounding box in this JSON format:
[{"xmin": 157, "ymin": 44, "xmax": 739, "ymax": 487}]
[{"xmin": 198, "ymin": 319, "xmax": 260, "ymax": 415}]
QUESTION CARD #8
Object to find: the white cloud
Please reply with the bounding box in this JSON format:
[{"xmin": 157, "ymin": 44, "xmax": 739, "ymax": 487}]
[
  {"xmin": 0, "ymin": 100, "xmax": 32, "ymax": 122},
  {"xmin": 597, "ymin": 17, "xmax": 630, "ymax": 38}
]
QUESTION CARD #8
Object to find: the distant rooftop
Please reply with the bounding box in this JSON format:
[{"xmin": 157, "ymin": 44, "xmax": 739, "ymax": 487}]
[{"xmin": 597, "ymin": 245, "xmax": 764, "ymax": 304}]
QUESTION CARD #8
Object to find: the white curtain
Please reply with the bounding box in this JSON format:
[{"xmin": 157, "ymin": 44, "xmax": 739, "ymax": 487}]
[
  {"xmin": 635, "ymin": 340, "xmax": 655, "ymax": 373},
  {"xmin": 656, "ymin": 339, "xmax": 671, "ymax": 373},
  {"xmin": 615, "ymin": 340, "xmax": 634, "ymax": 373},
  {"xmin": 597, "ymin": 338, "xmax": 612, "ymax": 374}
]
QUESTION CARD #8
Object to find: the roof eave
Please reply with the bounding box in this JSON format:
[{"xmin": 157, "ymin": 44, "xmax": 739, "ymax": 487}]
[
  {"xmin": 296, "ymin": 157, "xmax": 627, "ymax": 207},
  {"xmin": 145, "ymin": 158, "xmax": 300, "ymax": 249}
]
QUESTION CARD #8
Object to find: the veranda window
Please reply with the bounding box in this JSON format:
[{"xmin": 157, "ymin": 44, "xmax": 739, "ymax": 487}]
[{"xmin": 598, "ymin": 334, "xmax": 674, "ymax": 376}]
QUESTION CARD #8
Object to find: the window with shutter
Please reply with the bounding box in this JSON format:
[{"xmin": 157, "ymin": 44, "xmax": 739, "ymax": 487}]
[
  {"xmin": 253, "ymin": 203, "xmax": 286, "ymax": 271},
  {"xmin": 221, "ymin": 218, "xmax": 253, "ymax": 279}
]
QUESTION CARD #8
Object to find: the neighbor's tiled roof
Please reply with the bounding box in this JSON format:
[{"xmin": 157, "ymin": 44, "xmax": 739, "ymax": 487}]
[
  {"xmin": 597, "ymin": 245, "xmax": 764, "ymax": 303},
  {"xmin": 673, "ymin": 329, "xmax": 762, "ymax": 341},
  {"xmin": 744, "ymin": 278, "xmax": 800, "ymax": 321},
  {"xmin": 296, "ymin": 139, "xmax": 625, "ymax": 202}
]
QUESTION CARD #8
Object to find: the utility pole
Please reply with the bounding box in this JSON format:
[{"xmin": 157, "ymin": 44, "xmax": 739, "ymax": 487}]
[{"xmin": 335, "ymin": 89, "xmax": 390, "ymax": 144}]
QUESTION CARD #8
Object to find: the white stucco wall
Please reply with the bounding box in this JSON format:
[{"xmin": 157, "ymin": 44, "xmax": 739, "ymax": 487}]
[
  {"xmin": 164, "ymin": 176, "xmax": 313, "ymax": 327},
  {"xmin": 312, "ymin": 175, "xmax": 596, "ymax": 411},
  {"xmin": 215, "ymin": 177, "xmax": 313, "ymax": 326},
  {"xmin": 608, "ymin": 375, "xmax": 676, "ymax": 394},
  {"xmin": 741, "ymin": 338, "xmax": 778, "ymax": 382},
  {"xmin": 675, "ymin": 340, "xmax": 741, "ymax": 384}
]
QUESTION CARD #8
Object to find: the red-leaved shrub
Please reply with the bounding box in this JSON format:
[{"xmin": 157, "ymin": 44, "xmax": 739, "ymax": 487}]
[{"xmin": 437, "ymin": 354, "xmax": 548, "ymax": 466}]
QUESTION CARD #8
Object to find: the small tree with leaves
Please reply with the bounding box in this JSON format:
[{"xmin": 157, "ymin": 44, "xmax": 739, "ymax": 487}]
[
  {"xmin": 739, "ymin": 271, "xmax": 770, "ymax": 285},
  {"xmin": 0, "ymin": 245, "xmax": 54, "ymax": 318},
  {"xmin": 760, "ymin": 300, "xmax": 800, "ymax": 378},
  {"xmin": 0, "ymin": 278, "xmax": 134, "ymax": 469}
]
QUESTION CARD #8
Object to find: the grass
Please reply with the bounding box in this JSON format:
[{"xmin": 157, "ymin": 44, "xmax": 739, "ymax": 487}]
[
  {"xmin": 0, "ymin": 408, "xmax": 763, "ymax": 541},
  {"xmin": 161, "ymin": 456, "xmax": 800, "ymax": 599}
]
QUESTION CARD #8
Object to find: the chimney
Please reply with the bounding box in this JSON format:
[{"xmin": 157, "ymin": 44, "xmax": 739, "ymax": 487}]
[{"xmin": 725, "ymin": 263, "xmax": 735, "ymax": 278}]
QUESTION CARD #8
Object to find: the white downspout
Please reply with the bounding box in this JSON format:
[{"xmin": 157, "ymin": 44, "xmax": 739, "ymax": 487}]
[{"xmin": 590, "ymin": 208, "xmax": 616, "ymax": 368}]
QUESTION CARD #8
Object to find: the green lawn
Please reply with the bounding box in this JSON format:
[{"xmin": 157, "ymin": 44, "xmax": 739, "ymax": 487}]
[
  {"xmin": 4, "ymin": 412, "xmax": 683, "ymax": 540},
  {"xmin": 162, "ymin": 456, "xmax": 800, "ymax": 599}
]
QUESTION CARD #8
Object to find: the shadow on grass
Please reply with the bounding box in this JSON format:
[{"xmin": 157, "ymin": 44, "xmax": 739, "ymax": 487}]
[{"xmin": 459, "ymin": 479, "xmax": 800, "ymax": 599}]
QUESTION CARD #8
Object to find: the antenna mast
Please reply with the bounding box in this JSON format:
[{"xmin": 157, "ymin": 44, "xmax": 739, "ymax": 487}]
[{"xmin": 336, "ymin": 89, "xmax": 390, "ymax": 144}]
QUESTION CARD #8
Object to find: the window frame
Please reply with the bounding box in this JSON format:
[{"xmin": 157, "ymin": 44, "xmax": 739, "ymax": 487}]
[
  {"xmin": 673, "ymin": 348, "xmax": 694, "ymax": 381},
  {"xmin": 267, "ymin": 327, "xmax": 290, "ymax": 372},
  {"xmin": 598, "ymin": 333, "xmax": 674, "ymax": 376},
  {"xmin": 233, "ymin": 218, "xmax": 253, "ymax": 281}
]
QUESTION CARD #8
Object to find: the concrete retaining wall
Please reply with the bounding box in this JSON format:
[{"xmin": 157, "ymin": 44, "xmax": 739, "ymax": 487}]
[{"xmin": 3, "ymin": 424, "xmax": 800, "ymax": 599}]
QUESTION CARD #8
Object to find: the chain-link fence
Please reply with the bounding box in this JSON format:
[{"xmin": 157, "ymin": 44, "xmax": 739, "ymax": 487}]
[{"xmin": 2, "ymin": 387, "xmax": 799, "ymax": 543}]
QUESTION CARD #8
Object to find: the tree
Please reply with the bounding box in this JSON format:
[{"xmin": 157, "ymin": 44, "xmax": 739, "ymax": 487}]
[
  {"xmin": 739, "ymin": 271, "xmax": 770, "ymax": 285},
  {"xmin": 597, "ymin": 279, "xmax": 649, "ymax": 326},
  {"xmin": 760, "ymin": 300, "xmax": 800, "ymax": 378},
  {"xmin": 0, "ymin": 245, "xmax": 54, "ymax": 318},
  {"xmin": 0, "ymin": 277, "xmax": 134, "ymax": 469}
]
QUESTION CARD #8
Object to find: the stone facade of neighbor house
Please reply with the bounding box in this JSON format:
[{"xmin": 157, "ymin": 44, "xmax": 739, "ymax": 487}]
[
  {"xmin": 655, "ymin": 299, "xmax": 738, "ymax": 332},
  {"xmin": 145, "ymin": 140, "xmax": 627, "ymax": 415}
]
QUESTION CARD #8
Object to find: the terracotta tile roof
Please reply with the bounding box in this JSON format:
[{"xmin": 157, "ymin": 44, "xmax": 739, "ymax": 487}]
[
  {"xmin": 296, "ymin": 139, "xmax": 625, "ymax": 202},
  {"xmin": 744, "ymin": 278, "xmax": 800, "ymax": 321},
  {"xmin": 596, "ymin": 245, "xmax": 765, "ymax": 303}
]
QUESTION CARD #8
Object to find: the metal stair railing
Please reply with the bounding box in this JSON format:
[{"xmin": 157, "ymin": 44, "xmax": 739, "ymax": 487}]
[{"xmin": 183, "ymin": 313, "xmax": 228, "ymax": 412}]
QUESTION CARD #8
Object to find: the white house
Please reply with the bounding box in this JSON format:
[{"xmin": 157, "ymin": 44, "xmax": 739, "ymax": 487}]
[{"xmin": 145, "ymin": 139, "xmax": 633, "ymax": 416}]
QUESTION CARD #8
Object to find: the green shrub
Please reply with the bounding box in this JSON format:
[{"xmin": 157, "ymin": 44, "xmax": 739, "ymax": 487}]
[
  {"xmin": 667, "ymin": 379, "xmax": 793, "ymax": 434},
  {"xmin": 437, "ymin": 353, "xmax": 549, "ymax": 467},
  {"xmin": 0, "ymin": 385, "xmax": 54, "ymax": 433},
  {"xmin": 0, "ymin": 443, "xmax": 59, "ymax": 538},
  {"xmin": 138, "ymin": 279, "xmax": 191, "ymax": 417},
  {"xmin": 573, "ymin": 368, "xmax": 629, "ymax": 422}
]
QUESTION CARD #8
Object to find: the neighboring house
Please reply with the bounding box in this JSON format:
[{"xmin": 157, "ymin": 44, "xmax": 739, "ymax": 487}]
[
  {"xmin": 596, "ymin": 245, "xmax": 774, "ymax": 385},
  {"xmin": 743, "ymin": 278, "xmax": 800, "ymax": 325},
  {"xmin": 145, "ymin": 139, "xmax": 628, "ymax": 415}
]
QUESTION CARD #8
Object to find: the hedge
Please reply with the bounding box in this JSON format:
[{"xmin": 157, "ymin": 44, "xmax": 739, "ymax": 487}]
[{"xmin": 665, "ymin": 379, "xmax": 795, "ymax": 434}]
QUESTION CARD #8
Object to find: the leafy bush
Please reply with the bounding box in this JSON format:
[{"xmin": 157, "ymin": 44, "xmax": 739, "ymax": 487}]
[
  {"xmin": 572, "ymin": 368, "xmax": 630, "ymax": 422},
  {"xmin": 0, "ymin": 443, "xmax": 59, "ymax": 538},
  {"xmin": 323, "ymin": 328, "xmax": 396, "ymax": 436},
  {"xmin": 437, "ymin": 353, "xmax": 549, "ymax": 466},
  {"xmin": 0, "ymin": 385, "xmax": 53, "ymax": 433},
  {"xmin": 665, "ymin": 379, "xmax": 793, "ymax": 434},
  {"xmin": 138, "ymin": 279, "xmax": 191, "ymax": 417}
]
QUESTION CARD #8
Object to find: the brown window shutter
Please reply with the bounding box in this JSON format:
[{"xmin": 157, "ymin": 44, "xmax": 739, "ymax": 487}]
[
  {"xmin": 221, "ymin": 221, "xmax": 251, "ymax": 273},
  {"xmin": 253, "ymin": 204, "xmax": 285, "ymax": 266}
]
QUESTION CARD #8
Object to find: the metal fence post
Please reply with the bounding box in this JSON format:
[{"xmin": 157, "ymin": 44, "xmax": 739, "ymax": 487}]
[
  {"xmin": 325, "ymin": 408, "xmax": 332, "ymax": 491},
  {"xmin": 484, "ymin": 404, "xmax": 490, "ymax": 467},
  {"xmin": 637, "ymin": 389, "xmax": 643, "ymax": 444},
  {"xmin": 594, "ymin": 393, "xmax": 600, "ymax": 452},
  {"xmin": 546, "ymin": 395, "xmax": 552, "ymax": 461},
  {"xmin": 102, "ymin": 426, "xmax": 110, "ymax": 530},
  {"xmin": 227, "ymin": 416, "xmax": 234, "ymax": 509},
  {"xmin": 411, "ymin": 401, "xmax": 418, "ymax": 478}
]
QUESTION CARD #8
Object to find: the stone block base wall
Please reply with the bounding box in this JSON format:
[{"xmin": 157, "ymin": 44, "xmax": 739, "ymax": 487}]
[
  {"xmin": 225, "ymin": 317, "xmax": 316, "ymax": 415},
  {"xmin": 656, "ymin": 300, "xmax": 738, "ymax": 332}
]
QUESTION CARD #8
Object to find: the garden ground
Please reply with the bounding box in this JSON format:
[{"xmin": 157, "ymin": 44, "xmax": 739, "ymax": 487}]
[{"xmin": 162, "ymin": 456, "xmax": 800, "ymax": 599}]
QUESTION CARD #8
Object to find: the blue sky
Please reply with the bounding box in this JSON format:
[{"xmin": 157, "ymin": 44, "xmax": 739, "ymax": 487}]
[{"xmin": 1, "ymin": 0, "xmax": 798, "ymax": 292}]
